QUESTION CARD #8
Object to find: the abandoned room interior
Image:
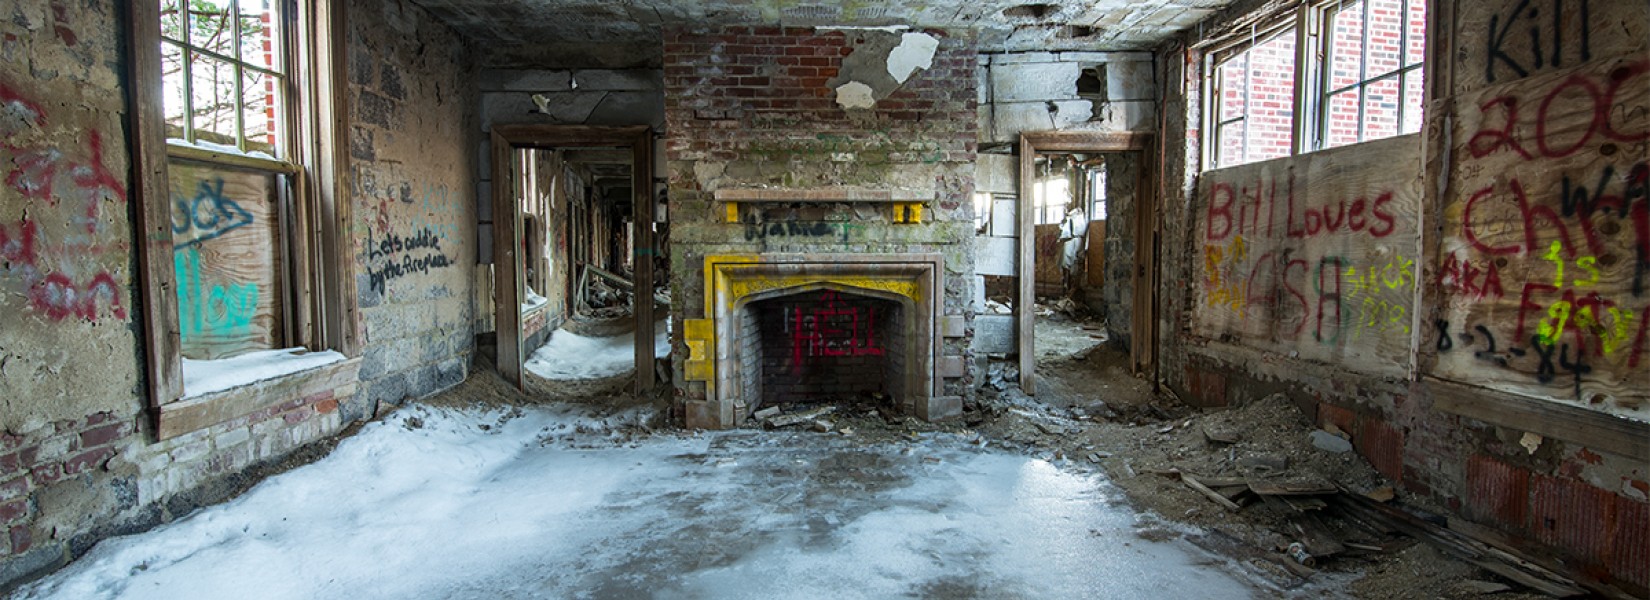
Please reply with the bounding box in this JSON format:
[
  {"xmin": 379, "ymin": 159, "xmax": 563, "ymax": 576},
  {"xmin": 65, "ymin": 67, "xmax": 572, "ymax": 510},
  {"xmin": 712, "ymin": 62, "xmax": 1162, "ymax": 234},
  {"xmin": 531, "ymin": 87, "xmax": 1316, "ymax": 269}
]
[{"xmin": 0, "ymin": 0, "xmax": 1647, "ymax": 596}]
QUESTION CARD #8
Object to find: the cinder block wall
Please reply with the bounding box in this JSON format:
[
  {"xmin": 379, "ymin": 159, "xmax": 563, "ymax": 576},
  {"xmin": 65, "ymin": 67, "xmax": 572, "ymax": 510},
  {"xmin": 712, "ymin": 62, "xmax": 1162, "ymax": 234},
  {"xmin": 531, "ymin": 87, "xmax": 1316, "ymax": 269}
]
[
  {"xmin": 0, "ymin": 0, "xmax": 477, "ymax": 588},
  {"xmin": 662, "ymin": 26, "xmax": 980, "ymax": 424}
]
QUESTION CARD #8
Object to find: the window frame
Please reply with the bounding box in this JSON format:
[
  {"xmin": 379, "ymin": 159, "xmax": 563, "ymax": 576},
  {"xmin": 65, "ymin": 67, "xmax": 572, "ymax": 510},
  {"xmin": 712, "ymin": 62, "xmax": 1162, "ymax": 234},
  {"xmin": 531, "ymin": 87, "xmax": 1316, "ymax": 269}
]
[
  {"xmin": 1201, "ymin": 0, "xmax": 1429, "ymax": 168},
  {"xmin": 1202, "ymin": 20, "xmax": 1301, "ymax": 170},
  {"xmin": 129, "ymin": 0, "xmax": 357, "ymax": 434},
  {"xmin": 1310, "ymin": 0, "xmax": 1427, "ymax": 150}
]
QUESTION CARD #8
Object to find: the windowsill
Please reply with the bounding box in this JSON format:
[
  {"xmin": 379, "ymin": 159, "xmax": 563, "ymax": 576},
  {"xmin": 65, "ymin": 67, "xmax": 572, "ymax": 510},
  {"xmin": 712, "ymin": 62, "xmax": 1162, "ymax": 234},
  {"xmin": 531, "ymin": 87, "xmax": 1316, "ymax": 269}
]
[
  {"xmin": 155, "ymin": 355, "xmax": 361, "ymax": 441},
  {"xmin": 182, "ymin": 348, "xmax": 348, "ymax": 398}
]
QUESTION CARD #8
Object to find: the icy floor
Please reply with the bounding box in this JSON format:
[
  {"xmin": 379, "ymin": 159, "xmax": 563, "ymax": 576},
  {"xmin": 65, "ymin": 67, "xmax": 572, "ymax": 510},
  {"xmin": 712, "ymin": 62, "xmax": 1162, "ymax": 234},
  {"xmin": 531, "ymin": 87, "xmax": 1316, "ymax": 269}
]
[
  {"xmin": 16, "ymin": 405, "xmax": 1289, "ymax": 600},
  {"xmin": 524, "ymin": 320, "xmax": 670, "ymax": 380}
]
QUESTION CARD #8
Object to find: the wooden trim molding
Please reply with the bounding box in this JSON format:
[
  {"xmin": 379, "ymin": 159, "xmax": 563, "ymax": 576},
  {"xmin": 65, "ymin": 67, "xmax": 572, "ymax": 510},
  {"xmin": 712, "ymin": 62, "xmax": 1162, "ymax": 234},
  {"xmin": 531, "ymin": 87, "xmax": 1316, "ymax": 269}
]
[
  {"xmin": 128, "ymin": 0, "xmax": 184, "ymax": 409},
  {"xmin": 155, "ymin": 358, "xmax": 362, "ymax": 440},
  {"xmin": 1429, "ymin": 378, "xmax": 1650, "ymax": 462}
]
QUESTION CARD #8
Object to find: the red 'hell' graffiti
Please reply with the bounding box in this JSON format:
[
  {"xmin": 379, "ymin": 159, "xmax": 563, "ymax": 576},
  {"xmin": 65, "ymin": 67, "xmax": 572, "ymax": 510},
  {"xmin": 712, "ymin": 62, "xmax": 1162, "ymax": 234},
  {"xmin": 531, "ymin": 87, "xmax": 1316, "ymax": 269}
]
[
  {"xmin": 789, "ymin": 290, "xmax": 885, "ymax": 373},
  {"xmin": 1204, "ymin": 172, "xmax": 1396, "ymax": 243},
  {"xmin": 0, "ymin": 82, "xmax": 129, "ymax": 323}
]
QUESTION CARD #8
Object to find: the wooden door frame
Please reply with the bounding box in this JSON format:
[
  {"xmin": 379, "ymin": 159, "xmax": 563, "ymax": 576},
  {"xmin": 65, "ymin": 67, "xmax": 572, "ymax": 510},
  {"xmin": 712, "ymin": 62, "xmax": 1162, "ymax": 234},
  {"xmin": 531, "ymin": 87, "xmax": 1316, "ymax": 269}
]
[
  {"xmin": 489, "ymin": 125, "xmax": 655, "ymax": 393},
  {"xmin": 1017, "ymin": 131, "xmax": 1156, "ymax": 393}
]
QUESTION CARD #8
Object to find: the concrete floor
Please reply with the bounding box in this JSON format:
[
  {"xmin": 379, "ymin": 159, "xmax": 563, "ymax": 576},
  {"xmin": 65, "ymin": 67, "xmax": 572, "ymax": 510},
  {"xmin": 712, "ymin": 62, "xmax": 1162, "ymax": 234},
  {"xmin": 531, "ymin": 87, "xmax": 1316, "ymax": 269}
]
[{"xmin": 14, "ymin": 401, "xmax": 1302, "ymax": 599}]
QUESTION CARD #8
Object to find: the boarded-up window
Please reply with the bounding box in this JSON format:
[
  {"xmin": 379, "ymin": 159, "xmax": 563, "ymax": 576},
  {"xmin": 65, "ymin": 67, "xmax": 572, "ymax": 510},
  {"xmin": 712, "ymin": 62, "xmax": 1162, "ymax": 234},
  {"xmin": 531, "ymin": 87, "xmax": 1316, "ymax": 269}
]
[{"xmin": 169, "ymin": 161, "xmax": 285, "ymax": 359}]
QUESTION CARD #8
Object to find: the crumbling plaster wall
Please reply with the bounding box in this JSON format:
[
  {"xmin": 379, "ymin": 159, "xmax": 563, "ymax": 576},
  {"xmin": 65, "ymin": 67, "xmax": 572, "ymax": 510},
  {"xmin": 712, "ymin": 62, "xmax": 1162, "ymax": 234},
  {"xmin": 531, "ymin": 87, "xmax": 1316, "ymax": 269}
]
[
  {"xmin": 1155, "ymin": 0, "xmax": 1650, "ymax": 592},
  {"xmin": 979, "ymin": 51, "xmax": 1156, "ymax": 145},
  {"xmin": 349, "ymin": 0, "xmax": 478, "ymax": 412},
  {"xmin": 663, "ymin": 26, "xmax": 979, "ymax": 427}
]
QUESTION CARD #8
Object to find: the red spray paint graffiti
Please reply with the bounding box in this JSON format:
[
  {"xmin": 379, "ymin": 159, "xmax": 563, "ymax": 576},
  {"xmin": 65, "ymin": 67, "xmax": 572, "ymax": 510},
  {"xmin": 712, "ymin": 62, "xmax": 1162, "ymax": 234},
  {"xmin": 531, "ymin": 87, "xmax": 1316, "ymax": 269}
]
[
  {"xmin": 0, "ymin": 82, "xmax": 129, "ymax": 323},
  {"xmin": 789, "ymin": 290, "xmax": 885, "ymax": 374}
]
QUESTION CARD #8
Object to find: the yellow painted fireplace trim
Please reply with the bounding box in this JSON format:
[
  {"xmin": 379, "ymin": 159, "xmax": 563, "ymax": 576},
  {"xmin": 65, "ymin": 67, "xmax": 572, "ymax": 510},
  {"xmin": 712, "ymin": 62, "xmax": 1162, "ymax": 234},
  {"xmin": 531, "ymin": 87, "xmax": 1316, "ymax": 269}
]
[{"xmin": 683, "ymin": 254, "xmax": 927, "ymax": 385}]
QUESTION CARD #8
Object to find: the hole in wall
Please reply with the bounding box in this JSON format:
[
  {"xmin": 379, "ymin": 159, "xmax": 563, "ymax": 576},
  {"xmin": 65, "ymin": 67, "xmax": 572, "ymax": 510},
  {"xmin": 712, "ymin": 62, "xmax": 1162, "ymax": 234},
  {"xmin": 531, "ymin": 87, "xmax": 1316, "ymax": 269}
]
[
  {"xmin": 1058, "ymin": 25, "xmax": 1096, "ymax": 38},
  {"xmin": 1002, "ymin": 4, "xmax": 1058, "ymax": 19}
]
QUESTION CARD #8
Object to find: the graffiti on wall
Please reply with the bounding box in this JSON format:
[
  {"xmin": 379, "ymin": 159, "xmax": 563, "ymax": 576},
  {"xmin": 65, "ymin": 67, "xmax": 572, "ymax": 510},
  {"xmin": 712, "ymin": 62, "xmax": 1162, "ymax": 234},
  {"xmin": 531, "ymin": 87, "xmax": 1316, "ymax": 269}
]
[
  {"xmin": 172, "ymin": 177, "xmax": 253, "ymax": 248},
  {"xmin": 1193, "ymin": 135, "xmax": 1422, "ymax": 375},
  {"xmin": 365, "ymin": 226, "xmax": 454, "ymax": 295},
  {"xmin": 1431, "ymin": 42, "xmax": 1649, "ymax": 411},
  {"xmin": 0, "ymin": 83, "xmax": 129, "ymax": 323},
  {"xmin": 782, "ymin": 290, "xmax": 886, "ymax": 374}
]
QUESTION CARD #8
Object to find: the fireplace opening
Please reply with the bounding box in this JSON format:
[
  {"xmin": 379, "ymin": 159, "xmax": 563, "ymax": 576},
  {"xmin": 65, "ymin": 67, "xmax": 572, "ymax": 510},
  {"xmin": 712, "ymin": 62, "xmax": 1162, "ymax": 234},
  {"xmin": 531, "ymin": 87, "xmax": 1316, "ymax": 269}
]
[{"xmin": 736, "ymin": 288, "xmax": 908, "ymax": 415}]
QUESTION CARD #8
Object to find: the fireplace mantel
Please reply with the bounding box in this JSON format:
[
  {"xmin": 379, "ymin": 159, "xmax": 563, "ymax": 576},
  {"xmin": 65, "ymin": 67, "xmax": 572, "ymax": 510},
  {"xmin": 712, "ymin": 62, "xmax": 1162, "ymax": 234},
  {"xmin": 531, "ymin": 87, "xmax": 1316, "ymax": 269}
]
[{"xmin": 712, "ymin": 187, "xmax": 934, "ymax": 203}]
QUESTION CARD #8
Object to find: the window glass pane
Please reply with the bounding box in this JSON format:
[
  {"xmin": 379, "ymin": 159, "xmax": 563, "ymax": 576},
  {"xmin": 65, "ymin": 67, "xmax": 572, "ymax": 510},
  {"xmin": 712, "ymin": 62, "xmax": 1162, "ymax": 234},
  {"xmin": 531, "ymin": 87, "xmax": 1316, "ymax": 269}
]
[
  {"xmin": 1247, "ymin": 31, "xmax": 1295, "ymax": 163},
  {"xmin": 160, "ymin": 0, "xmax": 185, "ymax": 42},
  {"xmin": 1366, "ymin": 0, "xmax": 1404, "ymax": 78},
  {"xmin": 190, "ymin": 52, "xmax": 239, "ymax": 146},
  {"xmin": 242, "ymin": 70, "xmax": 279, "ymax": 157},
  {"xmin": 1218, "ymin": 121, "xmax": 1246, "ymax": 166},
  {"xmin": 1405, "ymin": 0, "xmax": 1427, "ymax": 67},
  {"xmin": 187, "ymin": 0, "xmax": 235, "ymax": 58},
  {"xmin": 1218, "ymin": 54, "xmax": 1248, "ymax": 119},
  {"xmin": 1328, "ymin": 1, "xmax": 1365, "ymax": 91},
  {"xmin": 1402, "ymin": 70, "xmax": 1426, "ymax": 134},
  {"xmin": 1364, "ymin": 75, "xmax": 1401, "ymax": 140},
  {"xmin": 238, "ymin": 0, "xmax": 281, "ymax": 72},
  {"xmin": 162, "ymin": 41, "xmax": 188, "ymax": 140},
  {"xmin": 1324, "ymin": 90, "xmax": 1362, "ymax": 148}
]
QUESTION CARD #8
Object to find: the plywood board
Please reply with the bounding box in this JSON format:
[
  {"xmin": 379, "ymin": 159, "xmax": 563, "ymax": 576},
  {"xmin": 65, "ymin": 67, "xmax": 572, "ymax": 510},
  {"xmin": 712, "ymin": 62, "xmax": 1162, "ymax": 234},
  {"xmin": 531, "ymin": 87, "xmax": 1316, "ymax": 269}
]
[
  {"xmin": 168, "ymin": 162, "xmax": 285, "ymax": 359},
  {"xmin": 1427, "ymin": 50, "xmax": 1650, "ymax": 419},
  {"xmin": 1034, "ymin": 223, "xmax": 1063, "ymax": 287},
  {"xmin": 1086, "ymin": 220, "xmax": 1107, "ymax": 287},
  {"xmin": 1191, "ymin": 135, "xmax": 1423, "ymax": 377}
]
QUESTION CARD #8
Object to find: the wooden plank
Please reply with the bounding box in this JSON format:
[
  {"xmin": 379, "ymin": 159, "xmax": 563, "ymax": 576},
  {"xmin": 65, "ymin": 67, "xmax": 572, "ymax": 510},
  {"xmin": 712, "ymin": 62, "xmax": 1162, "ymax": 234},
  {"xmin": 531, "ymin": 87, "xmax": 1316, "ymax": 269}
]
[
  {"xmin": 155, "ymin": 357, "xmax": 360, "ymax": 440},
  {"xmin": 1017, "ymin": 135, "xmax": 1037, "ymax": 394},
  {"xmin": 491, "ymin": 131, "xmax": 522, "ymax": 388},
  {"xmin": 1022, "ymin": 131, "xmax": 1152, "ymax": 153},
  {"xmin": 1132, "ymin": 140, "xmax": 1158, "ymax": 377},
  {"xmin": 491, "ymin": 124, "xmax": 649, "ymax": 147},
  {"xmin": 1191, "ymin": 134, "xmax": 1423, "ymax": 378},
  {"xmin": 1181, "ymin": 473, "xmax": 1243, "ymax": 511},
  {"xmin": 1085, "ymin": 220, "xmax": 1106, "ymax": 287},
  {"xmin": 1429, "ymin": 378, "xmax": 1649, "ymax": 461},
  {"xmin": 1427, "ymin": 51, "xmax": 1650, "ymax": 418},
  {"xmin": 1033, "ymin": 224, "xmax": 1062, "ymax": 287},
  {"xmin": 712, "ymin": 188, "xmax": 932, "ymax": 203},
  {"xmin": 633, "ymin": 129, "xmax": 655, "ymax": 395},
  {"xmin": 168, "ymin": 164, "xmax": 286, "ymax": 359},
  {"xmin": 127, "ymin": 0, "xmax": 184, "ymax": 411}
]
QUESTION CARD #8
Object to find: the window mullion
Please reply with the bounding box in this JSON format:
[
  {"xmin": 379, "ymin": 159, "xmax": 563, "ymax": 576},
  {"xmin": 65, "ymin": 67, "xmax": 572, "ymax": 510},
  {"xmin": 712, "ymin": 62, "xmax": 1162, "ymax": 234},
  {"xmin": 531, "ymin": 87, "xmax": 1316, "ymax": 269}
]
[{"xmin": 182, "ymin": 46, "xmax": 195, "ymax": 143}]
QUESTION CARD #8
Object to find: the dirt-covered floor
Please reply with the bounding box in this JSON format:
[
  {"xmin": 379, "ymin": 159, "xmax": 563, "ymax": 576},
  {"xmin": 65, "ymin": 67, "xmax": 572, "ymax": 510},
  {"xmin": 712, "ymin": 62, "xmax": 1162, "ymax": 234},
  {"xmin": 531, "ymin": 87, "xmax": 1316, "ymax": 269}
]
[{"xmin": 14, "ymin": 312, "xmax": 1562, "ymax": 599}]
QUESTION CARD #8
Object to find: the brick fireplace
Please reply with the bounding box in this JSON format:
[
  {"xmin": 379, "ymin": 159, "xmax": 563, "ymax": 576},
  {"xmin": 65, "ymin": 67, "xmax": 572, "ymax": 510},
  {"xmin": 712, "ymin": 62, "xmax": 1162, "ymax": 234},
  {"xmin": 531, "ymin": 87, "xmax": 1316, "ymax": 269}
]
[
  {"xmin": 664, "ymin": 25, "xmax": 979, "ymax": 429},
  {"xmin": 682, "ymin": 253, "xmax": 949, "ymax": 426}
]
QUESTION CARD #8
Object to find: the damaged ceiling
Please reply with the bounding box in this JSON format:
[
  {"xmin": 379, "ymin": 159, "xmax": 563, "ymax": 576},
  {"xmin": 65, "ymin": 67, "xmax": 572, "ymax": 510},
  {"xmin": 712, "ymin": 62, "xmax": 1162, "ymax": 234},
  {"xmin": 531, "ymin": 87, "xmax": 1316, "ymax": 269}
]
[{"xmin": 406, "ymin": 0, "xmax": 1239, "ymax": 67}]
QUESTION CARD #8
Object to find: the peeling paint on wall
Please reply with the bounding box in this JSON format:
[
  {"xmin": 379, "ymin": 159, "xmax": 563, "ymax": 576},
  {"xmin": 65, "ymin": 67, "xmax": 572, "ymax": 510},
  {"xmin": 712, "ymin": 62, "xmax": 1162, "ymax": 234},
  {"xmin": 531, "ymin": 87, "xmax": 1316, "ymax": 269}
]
[{"xmin": 835, "ymin": 81, "xmax": 876, "ymax": 109}]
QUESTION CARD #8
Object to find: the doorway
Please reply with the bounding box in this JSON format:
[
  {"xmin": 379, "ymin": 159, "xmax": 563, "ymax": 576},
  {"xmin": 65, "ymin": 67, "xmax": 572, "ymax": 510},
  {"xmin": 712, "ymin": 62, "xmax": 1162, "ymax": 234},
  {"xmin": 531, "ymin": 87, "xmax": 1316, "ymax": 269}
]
[
  {"xmin": 1014, "ymin": 131, "xmax": 1158, "ymax": 392},
  {"xmin": 488, "ymin": 125, "xmax": 658, "ymax": 395}
]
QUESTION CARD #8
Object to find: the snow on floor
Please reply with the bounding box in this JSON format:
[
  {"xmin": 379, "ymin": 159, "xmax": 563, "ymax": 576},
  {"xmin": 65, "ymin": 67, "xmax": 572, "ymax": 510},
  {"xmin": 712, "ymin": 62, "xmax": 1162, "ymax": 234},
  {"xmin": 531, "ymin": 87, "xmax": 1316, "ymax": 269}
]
[
  {"xmin": 182, "ymin": 348, "xmax": 346, "ymax": 398},
  {"xmin": 524, "ymin": 319, "xmax": 669, "ymax": 380},
  {"xmin": 14, "ymin": 402, "xmax": 1313, "ymax": 600}
]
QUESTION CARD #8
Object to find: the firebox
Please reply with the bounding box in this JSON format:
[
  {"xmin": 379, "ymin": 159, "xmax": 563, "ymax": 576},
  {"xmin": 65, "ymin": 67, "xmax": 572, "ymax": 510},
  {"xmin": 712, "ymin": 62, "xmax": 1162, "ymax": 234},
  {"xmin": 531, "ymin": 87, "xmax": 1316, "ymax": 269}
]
[
  {"xmin": 681, "ymin": 253, "xmax": 947, "ymax": 427},
  {"xmin": 742, "ymin": 288, "xmax": 906, "ymax": 409}
]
